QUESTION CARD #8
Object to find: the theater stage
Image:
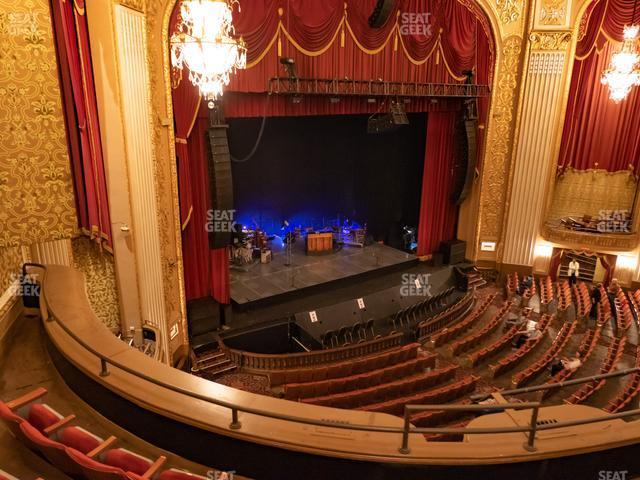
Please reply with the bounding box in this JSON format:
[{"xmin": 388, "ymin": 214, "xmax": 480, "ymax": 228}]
[{"xmin": 230, "ymin": 242, "xmax": 417, "ymax": 307}]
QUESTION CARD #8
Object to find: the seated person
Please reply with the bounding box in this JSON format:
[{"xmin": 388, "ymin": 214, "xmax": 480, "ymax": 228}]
[
  {"xmin": 550, "ymin": 353, "xmax": 582, "ymax": 376},
  {"xmin": 512, "ymin": 322, "xmax": 542, "ymax": 349},
  {"xmin": 517, "ymin": 275, "xmax": 533, "ymax": 295}
]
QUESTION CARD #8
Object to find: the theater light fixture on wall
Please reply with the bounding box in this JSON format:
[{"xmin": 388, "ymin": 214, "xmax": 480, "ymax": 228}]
[
  {"xmin": 171, "ymin": 0, "xmax": 247, "ymax": 108},
  {"xmin": 601, "ymin": 1, "xmax": 640, "ymax": 102}
]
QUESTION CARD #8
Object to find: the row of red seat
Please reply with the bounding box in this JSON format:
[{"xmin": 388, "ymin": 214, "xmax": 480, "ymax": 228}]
[
  {"xmin": 0, "ymin": 388, "xmax": 209, "ymax": 480},
  {"xmin": 466, "ymin": 325, "xmax": 520, "ymax": 367},
  {"xmin": 522, "ymin": 277, "xmax": 537, "ymax": 303},
  {"xmin": 566, "ymin": 336, "xmax": 627, "ymax": 404},
  {"xmin": 597, "ymin": 285, "xmax": 612, "ymax": 326},
  {"xmin": 490, "ymin": 314, "xmax": 553, "ymax": 377},
  {"xmin": 416, "ymin": 292, "xmax": 475, "ymax": 340},
  {"xmin": 447, "ymin": 301, "xmax": 512, "ymax": 357},
  {"xmin": 626, "ymin": 290, "xmax": 640, "ymax": 330},
  {"xmin": 269, "ymin": 343, "xmax": 420, "ymax": 386},
  {"xmin": 556, "ymin": 280, "xmax": 572, "ymax": 312},
  {"xmin": 541, "ymin": 327, "xmax": 601, "ymax": 400},
  {"xmin": 614, "ymin": 290, "xmax": 633, "ymax": 332},
  {"xmin": 429, "ymin": 294, "xmax": 497, "ymax": 348},
  {"xmin": 505, "ymin": 272, "xmax": 519, "ymax": 298},
  {"xmin": 539, "ymin": 276, "xmax": 554, "ymax": 307},
  {"xmin": 605, "ymin": 346, "xmax": 640, "ymax": 413},
  {"xmin": 511, "ymin": 321, "xmax": 576, "ymax": 388},
  {"xmin": 301, "ymin": 365, "xmax": 458, "ymax": 409},
  {"xmin": 359, "ymin": 375, "xmax": 479, "ymax": 416},
  {"xmin": 573, "ymin": 282, "xmax": 592, "ymax": 319},
  {"xmin": 423, "ymin": 419, "xmax": 469, "ymax": 443},
  {"xmin": 283, "ymin": 354, "xmax": 436, "ymax": 400},
  {"xmin": 409, "ymin": 399, "xmax": 471, "ymax": 428}
]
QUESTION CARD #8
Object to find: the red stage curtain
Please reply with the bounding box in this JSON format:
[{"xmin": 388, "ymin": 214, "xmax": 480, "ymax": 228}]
[
  {"xmin": 558, "ymin": 0, "xmax": 640, "ymax": 174},
  {"xmin": 417, "ymin": 111, "xmax": 458, "ymax": 256},
  {"xmin": 50, "ymin": 0, "xmax": 112, "ymax": 248},
  {"xmin": 181, "ymin": 118, "xmax": 230, "ymax": 303}
]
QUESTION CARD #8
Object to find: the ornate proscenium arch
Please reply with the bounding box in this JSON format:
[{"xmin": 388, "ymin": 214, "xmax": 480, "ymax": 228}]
[{"xmin": 139, "ymin": 0, "xmax": 507, "ymax": 355}]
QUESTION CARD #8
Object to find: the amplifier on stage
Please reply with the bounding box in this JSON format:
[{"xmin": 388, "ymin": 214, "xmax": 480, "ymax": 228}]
[{"xmin": 306, "ymin": 233, "xmax": 333, "ymax": 255}]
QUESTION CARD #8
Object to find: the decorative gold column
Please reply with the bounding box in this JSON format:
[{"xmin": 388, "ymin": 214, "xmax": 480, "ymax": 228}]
[
  {"xmin": 29, "ymin": 239, "xmax": 73, "ymax": 266},
  {"xmin": 113, "ymin": 4, "xmax": 170, "ymax": 363},
  {"xmin": 501, "ymin": 31, "xmax": 572, "ymax": 267}
]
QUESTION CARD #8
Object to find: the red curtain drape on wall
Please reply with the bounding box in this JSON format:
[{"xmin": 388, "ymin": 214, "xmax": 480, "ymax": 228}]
[
  {"xmin": 51, "ymin": 0, "xmax": 112, "ymax": 248},
  {"xmin": 558, "ymin": 0, "xmax": 640, "ymax": 174},
  {"xmin": 417, "ymin": 111, "xmax": 458, "ymax": 256},
  {"xmin": 181, "ymin": 118, "xmax": 231, "ymax": 303}
]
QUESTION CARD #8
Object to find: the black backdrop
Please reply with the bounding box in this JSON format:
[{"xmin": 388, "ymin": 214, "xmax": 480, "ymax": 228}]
[{"xmin": 227, "ymin": 113, "xmax": 427, "ymax": 248}]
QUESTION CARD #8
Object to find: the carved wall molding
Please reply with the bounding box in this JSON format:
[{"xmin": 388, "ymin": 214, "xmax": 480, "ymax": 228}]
[
  {"xmin": 539, "ymin": 0, "xmax": 568, "ymax": 26},
  {"xmin": 529, "ymin": 31, "xmax": 572, "ymax": 50},
  {"xmin": 496, "ymin": 0, "xmax": 523, "ymax": 24}
]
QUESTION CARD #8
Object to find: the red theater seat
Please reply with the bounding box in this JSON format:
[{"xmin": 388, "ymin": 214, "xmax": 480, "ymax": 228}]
[
  {"xmin": 67, "ymin": 448, "xmax": 131, "ymax": 480},
  {"xmin": 27, "ymin": 403, "xmax": 63, "ymax": 432},
  {"xmin": 101, "ymin": 448, "xmax": 167, "ymax": 479},
  {"xmin": 19, "ymin": 421, "xmax": 84, "ymax": 477},
  {"xmin": 57, "ymin": 426, "xmax": 104, "ymax": 454}
]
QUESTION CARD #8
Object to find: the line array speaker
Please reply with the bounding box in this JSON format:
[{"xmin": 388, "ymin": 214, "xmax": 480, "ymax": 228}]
[{"xmin": 207, "ymin": 125, "xmax": 234, "ymax": 249}]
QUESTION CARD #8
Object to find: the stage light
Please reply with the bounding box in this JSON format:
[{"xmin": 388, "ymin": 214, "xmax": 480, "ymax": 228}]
[
  {"xmin": 367, "ymin": 98, "xmax": 377, "ymax": 103},
  {"xmin": 291, "ymin": 95, "xmax": 302, "ymax": 104},
  {"xmin": 170, "ymin": 0, "xmax": 247, "ymax": 108},
  {"xmin": 280, "ymin": 57, "xmax": 297, "ymax": 80},
  {"xmin": 330, "ymin": 97, "xmax": 341, "ymax": 104}
]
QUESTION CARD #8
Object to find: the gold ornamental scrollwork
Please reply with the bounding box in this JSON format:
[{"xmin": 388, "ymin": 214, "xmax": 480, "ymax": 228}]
[
  {"xmin": 542, "ymin": 224, "xmax": 640, "ymax": 252},
  {"xmin": 529, "ymin": 31, "xmax": 572, "ymax": 51},
  {"xmin": 496, "ymin": 0, "xmax": 522, "ymax": 24},
  {"xmin": 477, "ymin": 35, "xmax": 523, "ymax": 245}
]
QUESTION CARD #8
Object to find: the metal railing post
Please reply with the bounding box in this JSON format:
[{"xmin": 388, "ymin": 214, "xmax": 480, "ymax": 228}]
[
  {"xmin": 230, "ymin": 408, "xmax": 242, "ymax": 430},
  {"xmin": 100, "ymin": 359, "xmax": 110, "ymax": 377},
  {"xmin": 524, "ymin": 405, "xmax": 539, "ymax": 452},
  {"xmin": 398, "ymin": 408, "xmax": 411, "ymax": 454}
]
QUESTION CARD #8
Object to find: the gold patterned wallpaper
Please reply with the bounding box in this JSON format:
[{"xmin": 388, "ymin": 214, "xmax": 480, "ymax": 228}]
[
  {"xmin": 0, "ymin": 0, "xmax": 77, "ymax": 248},
  {"xmin": 72, "ymin": 237, "xmax": 122, "ymax": 332},
  {"xmin": 0, "ymin": 246, "xmax": 23, "ymax": 293}
]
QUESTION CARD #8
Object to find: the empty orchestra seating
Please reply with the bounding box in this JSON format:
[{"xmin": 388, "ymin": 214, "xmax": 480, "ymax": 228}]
[
  {"xmin": 415, "ymin": 291, "xmax": 476, "ymax": 340},
  {"xmin": 605, "ymin": 347, "xmax": 640, "ymax": 413},
  {"xmin": 614, "ymin": 290, "xmax": 633, "ymax": 332},
  {"xmin": 566, "ymin": 336, "xmax": 627, "ymax": 404},
  {"xmin": 0, "ymin": 388, "xmax": 216, "ymax": 480},
  {"xmin": 301, "ymin": 365, "xmax": 458, "ymax": 409},
  {"xmin": 511, "ymin": 320, "xmax": 576, "ymax": 388},
  {"xmin": 539, "ymin": 276, "xmax": 554, "ymax": 312},
  {"xmin": 282, "ymin": 352, "xmax": 437, "ymax": 400},
  {"xmin": 521, "ymin": 277, "xmax": 536, "ymax": 307},
  {"xmin": 597, "ymin": 285, "xmax": 612, "ymax": 327},
  {"xmin": 359, "ymin": 375, "xmax": 479, "ymax": 416},
  {"xmin": 489, "ymin": 315, "xmax": 553, "ymax": 377},
  {"xmin": 428, "ymin": 294, "xmax": 497, "ymax": 348},
  {"xmin": 556, "ymin": 280, "xmax": 572, "ymax": 318},
  {"xmin": 626, "ymin": 289, "xmax": 640, "ymax": 330},
  {"xmin": 505, "ymin": 272, "xmax": 519, "ymax": 299},
  {"xmin": 573, "ymin": 282, "xmax": 592, "ymax": 320},
  {"xmin": 391, "ymin": 287, "xmax": 456, "ymax": 331},
  {"xmin": 446, "ymin": 301, "xmax": 512, "ymax": 357},
  {"xmin": 269, "ymin": 343, "xmax": 421, "ymax": 386}
]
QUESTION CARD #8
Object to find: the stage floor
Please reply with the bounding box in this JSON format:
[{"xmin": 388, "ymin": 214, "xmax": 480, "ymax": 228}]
[{"xmin": 230, "ymin": 242, "xmax": 416, "ymax": 306}]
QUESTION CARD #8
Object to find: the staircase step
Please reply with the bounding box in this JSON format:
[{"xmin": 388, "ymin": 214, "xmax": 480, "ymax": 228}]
[
  {"xmin": 202, "ymin": 364, "xmax": 238, "ymax": 377},
  {"xmin": 197, "ymin": 351, "xmax": 226, "ymax": 363}
]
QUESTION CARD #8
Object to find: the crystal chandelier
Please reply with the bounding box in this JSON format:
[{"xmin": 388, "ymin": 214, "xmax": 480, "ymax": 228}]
[
  {"xmin": 171, "ymin": 0, "xmax": 247, "ymax": 108},
  {"xmin": 601, "ymin": 23, "xmax": 640, "ymax": 102}
]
